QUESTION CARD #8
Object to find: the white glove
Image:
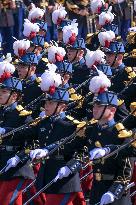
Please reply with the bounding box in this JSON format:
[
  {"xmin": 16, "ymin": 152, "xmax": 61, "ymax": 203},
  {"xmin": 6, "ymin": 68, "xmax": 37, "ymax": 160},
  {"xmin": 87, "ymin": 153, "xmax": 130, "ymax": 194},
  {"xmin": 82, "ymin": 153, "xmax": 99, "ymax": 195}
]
[
  {"xmin": 39, "ymin": 111, "xmax": 46, "ymax": 118},
  {"xmin": 30, "ymin": 149, "xmax": 48, "ymax": 160},
  {"xmin": 54, "ymin": 166, "xmax": 72, "ymax": 182},
  {"xmin": 89, "ymin": 147, "xmax": 109, "ymax": 160},
  {"xmin": 5, "ymin": 155, "xmax": 20, "ymax": 172},
  {"xmin": 100, "ymin": 191, "xmax": 115, "ymax": 205},
  {"xmin": 0, "ymin": 127, "xmax": 5, "ymax": 135}
]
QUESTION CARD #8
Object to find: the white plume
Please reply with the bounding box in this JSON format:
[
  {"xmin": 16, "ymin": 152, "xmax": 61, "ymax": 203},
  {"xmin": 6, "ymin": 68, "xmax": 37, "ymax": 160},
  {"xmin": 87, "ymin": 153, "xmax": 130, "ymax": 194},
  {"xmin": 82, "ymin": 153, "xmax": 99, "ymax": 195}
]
[
  {"xmin": 40, "ymin": 64, "xmax": 62, "ymax": 92},
  {"xmin": 85, "ymin": 49, "xmax": 95, "ymax": 68},
  {"xmin": 0, "ymin": 61, "xmax": 15, "ymax": 77},
  {"xmin": 91, "ymin": 0, "xmax": 105, "ymax": 14},
  {"xmin": 89, "ymin": 70, "xmax": 111, "ymax": 93},
  {"xmin": 92, "ymin": 50, "xmax": 106, "ymax": 65},
  {"xmin": 62, "ymin": 19, "xmax": 78, "ymax": 44},
  {"xmin": 98, "ymin": 30, "xmax": 115, "ymax": 47},
  {"xmin": 52, "ymin": 6, "xmax": 67, "ymax": 24},
  {"xmin": 47, "ymin": 63, "xmax": 57, "ymax": 72},
  {"xmin": 13, "ymin": 40, "xmax": 30, "ymax": 57},
  {"xmin": 5, "ymin": 53, "xmax": 12, "ymax": 63},
  {"xmin": 23, "ymin": 19, "xmax": 39, "ymax": 37},
  {"xmin": 48, "ymin": 46, "xmax": 66, "ymax": 63},
  {"xmin": 99, "ymin": 6, "xmax": 114, "ymax": 26},
  {"xmin": 28, "ymin": 6, "xmax": 45, "ymax": 22}
]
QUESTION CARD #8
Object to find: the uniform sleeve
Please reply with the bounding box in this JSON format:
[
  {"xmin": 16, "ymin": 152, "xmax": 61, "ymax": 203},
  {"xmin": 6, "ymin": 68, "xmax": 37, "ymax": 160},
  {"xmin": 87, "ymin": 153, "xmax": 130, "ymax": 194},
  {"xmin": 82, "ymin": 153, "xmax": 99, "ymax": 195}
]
[
  {"xmin": 108, "ymin": 141, "xmax": 136, "ymax": 158},
  {"xmin": 108, "ymin": 154, "xmax": 132, "ymax": 199}
]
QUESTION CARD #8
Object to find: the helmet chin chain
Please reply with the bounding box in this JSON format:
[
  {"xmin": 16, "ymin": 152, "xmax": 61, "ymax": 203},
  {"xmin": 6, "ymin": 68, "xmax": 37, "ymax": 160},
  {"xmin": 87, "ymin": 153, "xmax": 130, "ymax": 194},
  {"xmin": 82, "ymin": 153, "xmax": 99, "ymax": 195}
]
[{"xmin": 97, "ymin": 105, "xmax": 108, "ymax": 121}]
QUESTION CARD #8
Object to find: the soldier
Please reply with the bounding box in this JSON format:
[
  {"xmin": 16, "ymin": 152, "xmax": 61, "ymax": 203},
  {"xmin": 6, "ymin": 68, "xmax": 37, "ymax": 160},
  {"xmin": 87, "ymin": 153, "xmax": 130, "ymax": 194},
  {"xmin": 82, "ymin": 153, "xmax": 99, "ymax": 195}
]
[
  {"xmin": 54, "ymin": 73, "xmax": 133, "ymax": 205},
  {"xmin": 5, "ymin": 65, "xmax": 86, "ymax": 205},
  {"xmin": 0, "ymin": 59, "xmax": 34, "ymax": 205},
  {"xmin": 104, "ymin": 40, "xmax": 135, "ymax": 93},
  {"xmin": 13, "ymin": 39, "xmax": 43, "ymax": 115},
  {"xmin": 52, "ymin": 6, "xmax": 70, "ymax": 46},
  {"xmin": 62, "ymin": 20, "xmax": 90, "ymax": 91}
]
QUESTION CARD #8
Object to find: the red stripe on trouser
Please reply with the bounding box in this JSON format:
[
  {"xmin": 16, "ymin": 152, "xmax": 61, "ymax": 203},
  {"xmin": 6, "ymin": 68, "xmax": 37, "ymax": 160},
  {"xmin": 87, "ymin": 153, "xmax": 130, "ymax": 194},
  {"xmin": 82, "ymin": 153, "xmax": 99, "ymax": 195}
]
[
  {"xmin": 23, "ymin": 180, "xmax": 46, "ymax": 205},
  {"xmin": 0, "ymin": 177, "xmax": 29, "ymax": 205},
  {"xmin": 45, "ymin": 192, "xmax": 86, "ymax": 205}
]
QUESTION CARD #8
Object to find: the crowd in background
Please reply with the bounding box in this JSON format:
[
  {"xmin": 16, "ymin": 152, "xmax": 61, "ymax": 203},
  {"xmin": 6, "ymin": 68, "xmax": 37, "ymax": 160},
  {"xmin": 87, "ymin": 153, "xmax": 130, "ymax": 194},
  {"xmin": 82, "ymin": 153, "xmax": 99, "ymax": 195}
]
[{"xmin": 0, "ymin": 0, "xmax": 136, "ymax": 55}]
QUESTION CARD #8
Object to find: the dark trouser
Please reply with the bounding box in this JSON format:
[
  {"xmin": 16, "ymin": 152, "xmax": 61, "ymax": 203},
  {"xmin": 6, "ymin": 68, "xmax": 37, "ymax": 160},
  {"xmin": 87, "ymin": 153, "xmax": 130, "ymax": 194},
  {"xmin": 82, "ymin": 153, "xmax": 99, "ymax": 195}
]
[
  {"xmin": 13, "ymin": 6, "xmax": 25, "ymax": 39},
  {"xmin": 120, "ymin": 19, "xmax": 131, "ymax": 42},
  {"xmin": 0, "ymin": 26, "xmax": 14, "ymax": 55}
]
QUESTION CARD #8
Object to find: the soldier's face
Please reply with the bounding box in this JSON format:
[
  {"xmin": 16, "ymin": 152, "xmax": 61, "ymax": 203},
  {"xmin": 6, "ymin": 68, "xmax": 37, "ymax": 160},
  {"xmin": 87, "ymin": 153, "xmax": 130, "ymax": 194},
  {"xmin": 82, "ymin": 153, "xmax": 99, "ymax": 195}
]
[
  {"xmin": 44, "ymin": 101, "xmax": 59, "ymax": 116},
  {"xmin": 106, "ymin": 53, "xmax": 116, "ymax": 66},
  {"xmin": 93, "ymin": 104, "xmax": 111, "ymax": 120},
  {"xmin": 0, "ymin": 88, "xmax": 12, "ymax": 105},
  {"xmin": 17, "ymin": 65, "xmax": 29, "ymax": 79},
  {"xmin": 44, "ymin": 101, "xmax": 66, "ymax": 116},
  {"xmin": 57, "ymin": 30, "xmax": 63, "ymax": 41},
  {"xmin": 67, "ymin": 49, "xmax": 78, "ymax": 62},
  {"xmin": 62, "ymin": 74, "xmax": 71, "ymax": 85}
]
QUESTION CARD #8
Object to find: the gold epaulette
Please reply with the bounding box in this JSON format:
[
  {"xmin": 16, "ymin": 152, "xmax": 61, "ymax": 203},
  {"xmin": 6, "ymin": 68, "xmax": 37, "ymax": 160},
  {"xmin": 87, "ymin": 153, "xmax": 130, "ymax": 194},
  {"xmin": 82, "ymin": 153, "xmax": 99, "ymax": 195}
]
[
  {"xmin": 130, "ymin": 102, "xmax": 136, "ymax": 116},
  {"xmin": 125, "ymin": 67, "xmax": 136, "ymax": 79},
  {"xmin": 116, "ymin": 36, "xmax": 122, "ymax": 41},
  {"xmin": 68, "ymin": 88, "xmax": 76, "ymax": 94},
  {"xmin": 66, "ymin": 115, "xmax": 87, "ymax": 137},
  {"xmin": 131, "ymin": 132, "xmax": 136, "ymax": 148},
  {"xmin": 41, "ymin": 57, "xmax": 48, "ymax": 63},
  {"xmin": 86, "ymin": 33, "xmax": 94, "ymax": 44},
  {"xmin": 68, "ymin": 87, "xmax": 83, "ymax": 102},
  {"xmin": 24, "ymin": 148, "xmax": 31, "ymax": 154},
  {"xmin": 44, "ymin": 42, "xmax": 50, "ymax": 49},
  {"xmin": 35, "ymin": 77, "xmax": 42, "ymax": 84},
  {"xmin": 66, "ymin": 115, "xmax": 86, "ymax": 127},
  {"xmin": 12, "ymin": 59, "xmax": 19, "ymax": 65},
  {"xmin": 118, "ymin": 99, "xmax": 124, "ymax": 106},
  {"xmin": 16, "ymin": 105, "xmax": 32, "ymax": 116},
  {"xmin": 89, "ymin": 118, "xmax": 98, "ymax": 125},
  {"xmin": 127, "ymin": 32, "xmax": 136, "ymax": 44},
  {"xmin": 69, "ymin": 93, "xmax": 82, "ymax": 101},
  {"xmin": 115, "ymin": 123, "xmax": 132, "ymax": 138},
  {"xmin": 131, "ymin": 49, "xmax": 136, "ymax": 58}
]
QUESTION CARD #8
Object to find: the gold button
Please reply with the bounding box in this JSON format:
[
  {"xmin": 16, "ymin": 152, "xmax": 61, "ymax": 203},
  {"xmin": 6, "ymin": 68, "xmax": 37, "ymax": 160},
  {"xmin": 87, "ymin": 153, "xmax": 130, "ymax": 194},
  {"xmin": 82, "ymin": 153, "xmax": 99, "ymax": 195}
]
[{"xmin": 95, "ymin": 141, "xmax": 102, "ymax": 147}]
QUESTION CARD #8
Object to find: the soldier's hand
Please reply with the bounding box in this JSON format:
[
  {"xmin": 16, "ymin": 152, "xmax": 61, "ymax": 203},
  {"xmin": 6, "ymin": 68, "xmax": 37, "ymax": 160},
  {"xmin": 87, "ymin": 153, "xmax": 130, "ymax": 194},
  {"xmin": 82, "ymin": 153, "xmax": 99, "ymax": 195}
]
[
  {"xmin": 89, "ymin": 147, "xmax": 110, "ymax": 160},
  {"xmin": 100, "ymin": 191, "xmax": 115, "ymax": 205},
  {"xmin": 54, "ymin": 166, "xmax": 72, "ymax": 182},
  {"xmin": 0, "ymin": 127, "xmax": 5, "ymax": 136},
  {"xmin": 5, "ymin": 155, "xmax": 20, "ymax": 172},
  {"xmin": 30, "ymin": 149, "xmax": 48, "ymax": 160}
]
